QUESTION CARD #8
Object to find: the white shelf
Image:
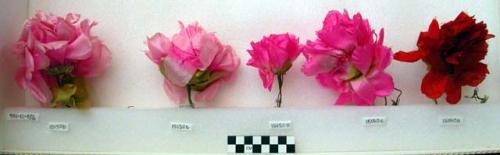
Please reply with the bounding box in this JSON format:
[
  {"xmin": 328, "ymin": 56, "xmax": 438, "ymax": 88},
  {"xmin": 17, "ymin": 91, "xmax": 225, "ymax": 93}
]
[{"xmin": 2, "ymin": 105, "xmax": 500, "ymax": 154}]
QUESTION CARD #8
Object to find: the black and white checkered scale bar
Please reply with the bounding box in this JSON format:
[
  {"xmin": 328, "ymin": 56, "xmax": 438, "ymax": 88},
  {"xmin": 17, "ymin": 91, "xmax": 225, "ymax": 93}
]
[{"xmin": 227, "ymin": 135, "xmax": 295, "ymax": 154}]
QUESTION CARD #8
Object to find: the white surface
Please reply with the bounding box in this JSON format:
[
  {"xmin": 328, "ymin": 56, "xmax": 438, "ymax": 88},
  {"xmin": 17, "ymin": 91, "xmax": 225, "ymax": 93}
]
[
  {"xmin": 23, "ymin": 0, "xmax": 500, "ymax": 108},
  {"xmin": 0, "ymin": 0, "xmax": 29, "ymax": 151},
  {"xmin": 1, "ymin": 0, "xmax": 500, "ymax": 154},
  {"xmin": 2, "ymin": 105, "xmax": 500, "ymax": 154}
]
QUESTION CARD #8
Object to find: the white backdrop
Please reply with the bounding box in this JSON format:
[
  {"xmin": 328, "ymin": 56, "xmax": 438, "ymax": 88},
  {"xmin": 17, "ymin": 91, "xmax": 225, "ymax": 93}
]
[
  {"xmin": 2, "ymin": 1, "xmax": 500, "ymax": 154},
  {"xmin": 13, "ymin": 0, "xmax": 500, "ymax": 108}
]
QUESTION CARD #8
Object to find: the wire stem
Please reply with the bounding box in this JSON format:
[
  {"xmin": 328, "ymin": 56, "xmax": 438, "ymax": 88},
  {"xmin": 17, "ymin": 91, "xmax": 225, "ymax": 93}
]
[
  {"xmin": 187, "ymin": 85, "xmax": 195, "ymax": 108},
  {"xmin": 276, "ymin": 74, "xmax": 284, "ymax": 108}
]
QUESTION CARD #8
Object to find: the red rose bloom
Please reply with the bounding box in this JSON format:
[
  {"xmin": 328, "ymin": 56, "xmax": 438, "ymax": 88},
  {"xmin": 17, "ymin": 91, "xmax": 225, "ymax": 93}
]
[{"xmin": 394, "ymin": 12, "xmax": 495, "ymax": 104}]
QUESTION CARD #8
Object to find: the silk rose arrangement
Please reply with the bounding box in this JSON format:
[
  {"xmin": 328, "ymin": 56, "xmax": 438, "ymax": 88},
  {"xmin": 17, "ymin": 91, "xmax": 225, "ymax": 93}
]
[
  {"xmin": 14, "ymin": 11, "xmax": 111, "ymax": 108},
  {"xmin": 302, "ymin": 10, "xmax": 400, "ymax": 106},
  {"xmin": 145, "ymin": 22, "xmax": 240, "ymax": 108},
  {"xmin": 395, "ymin": 12, "xmax": 494, "ymax": 104}
]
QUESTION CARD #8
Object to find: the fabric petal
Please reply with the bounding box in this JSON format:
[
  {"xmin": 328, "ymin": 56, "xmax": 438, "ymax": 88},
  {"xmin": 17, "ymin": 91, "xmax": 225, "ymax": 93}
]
[
  {"xmin": 421, "ymin": 71, "xmax": 448, "ymax": 99},
  {"xmin": 335, "ymin": 92, "xmax": 352, "ymax": 105},
  {"xmin": 302, "ymin": 54, "xmax": 338, "ymax": 76},
  {"xmin": 195, "ymin": 80, "xmax": 222, "ymax": 102},
  {"xmin": 197, "ymin": 34, "xmax": 220, "ymax": 69},
  {"xmin": 350, "ymin": 78, "xmax": 377, "ymax": 106},
  {"xmin": 146, "ymin": 33, "xmax": 171, "ymax": 64},
  {"xmin": 258, "ymin": 70, "xmax": 274, "ymax": 91},
  {"xmin": 22, "ymin": 71, "xmax": 52, "ymax": 107},
  {"xmin": 55, "ymin": 20, "xmax": 77, "ymax": 41},
  {"xmin": 74, "ymin": 40, "xmax": 112, "ymax": 78},
  {"xmin": 445, "ymin": 79, "xmax": 462, "ymax": 104},
  {"xmin": 369, "ymin": 72, "xmax": 394, "ymax": 96},
  {"xmin": 394, "ymin": 50, "xmax": 427, "ymax": 62},
  {"xmin": 66, "ymin": 35, "xmax": 93, "ymax": 60},
  {"xmin": 351, "ymin": 45, "xmax": 374, "ymax": 75},
  {"xmin": 162, "ymin": 56, "xmax": 196, "ymax": 86},
  {"xmin": 163, "ymin": 78, "xmax": 187, "ymax": 104},
  {"xmin": 210, "ymin": 45, "xmax": 240, "ymax": 73}
]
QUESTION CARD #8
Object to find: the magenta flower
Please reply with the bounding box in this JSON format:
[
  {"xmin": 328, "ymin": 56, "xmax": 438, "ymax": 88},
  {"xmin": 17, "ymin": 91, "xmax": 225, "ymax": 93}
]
[
  {"xmin": 13, "ymin": 11, "xmax": 111, "ymax": 108},
  {"xmin": 247, "ymin": 33, "xmax": 301, "ymax": 107},
  {"xmin": 145, "ymin": 22, "xmax": 240, "ymax": 108},
  {"xmin": 302, "ymin": 10, "xmax": 395, "ymax": 106}
]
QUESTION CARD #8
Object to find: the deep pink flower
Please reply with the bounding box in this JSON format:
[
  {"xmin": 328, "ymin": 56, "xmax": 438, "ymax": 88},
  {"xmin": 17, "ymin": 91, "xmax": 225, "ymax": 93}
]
[
  {"xmin": 14, "ymin": 11, "xmax": 111, "ymax": 107},
  {"xmin": 247, "ymin": 33, "xmax": 300, "ymax": 107},
  {"xmin": 145, "ymin": 22, "xmax": 240, "ymax": 108},
  {"xmin": 302, "ymin": 10, "xmax": 394, "ymax": 106}
]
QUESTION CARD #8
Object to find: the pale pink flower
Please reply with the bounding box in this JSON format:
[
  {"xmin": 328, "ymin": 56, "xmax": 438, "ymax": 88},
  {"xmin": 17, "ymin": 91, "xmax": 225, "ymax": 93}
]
[
  {"xmin": 247, "ymin": 33, "xmax": 300, "ymax": 107},
  {"xmin": 302, "ymin": 10, "xmax": 394, "ymax": 106},
  {"xmin": 145, "ymin": 22, "xmax": 240, "ymax": 108},
  {"xmin": 14, "ymin": 11, "xmax": 111, "ymax": 107}
]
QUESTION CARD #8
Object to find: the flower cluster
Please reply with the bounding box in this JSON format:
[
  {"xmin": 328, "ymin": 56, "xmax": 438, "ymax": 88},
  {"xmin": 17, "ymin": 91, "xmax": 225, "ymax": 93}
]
[
  {"xmin": 145, "ymin": 22, "xmax": 240, "ymax": 108},
  {"xmin": 302, "ymin": 10, "xmax": 395, "ymax": 106},
  {"xmin": 14, "ymin": 11, "xmax": 111, "ymax": 108},
  {"xmin": 394, "ymin": 12, "xmax": 494, "ymax": 104},
  {"xmin": 247, "ymin": 33, "xmax": 301, "ymax": 107}
]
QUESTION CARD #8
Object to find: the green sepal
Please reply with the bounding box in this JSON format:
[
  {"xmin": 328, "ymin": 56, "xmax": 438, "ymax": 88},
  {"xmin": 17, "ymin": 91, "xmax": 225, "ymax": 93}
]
[
  {"xmin": 44, "ymin": 65, "xmax": 74, "ymax": 76},
  {"xmin": 275, "ymin": 61, "xmax": 292, "ymax": 75},
  {"xmin": 50, "ymin": 84, "xmax": 78, "ymax": 108},
  {"xmin": 188, "ymin": 70, "xmax": 225, "ymax": 91},
  {"xmin": 159, "ymin": 58, "xmax": 168, "ymax": 77}
]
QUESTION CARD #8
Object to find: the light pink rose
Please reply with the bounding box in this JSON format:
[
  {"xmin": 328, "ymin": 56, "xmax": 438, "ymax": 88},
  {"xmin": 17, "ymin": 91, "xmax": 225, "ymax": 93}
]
[
  {"xmin": 246, "ymin": 33, "xmax": 301, "ymax": 107},
  {"xmin": 14, "ymin": 11, "xmax": 111, "ymax": 107},
  {"xmin": 302, "ymin": 10, "xmax": 394, "ymax": 106},
  {"xmin": 145, "ymin": 22, "xmax": 240, "ymax": 107}
]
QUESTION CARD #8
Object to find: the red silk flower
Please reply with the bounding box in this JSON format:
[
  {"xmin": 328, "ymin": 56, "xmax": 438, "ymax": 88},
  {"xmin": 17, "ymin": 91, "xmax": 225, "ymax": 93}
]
[{"xmin": 394, "ymin": 12, "xmax": 495, "ymax": 104}]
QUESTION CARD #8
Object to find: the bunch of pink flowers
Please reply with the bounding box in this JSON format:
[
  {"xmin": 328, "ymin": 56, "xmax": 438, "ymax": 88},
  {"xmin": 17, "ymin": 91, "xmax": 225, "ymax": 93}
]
[
  {"xmin": 145, "ymin": 22, "xmax": 240, "ymax": 108},
  {"xmin": 302, "ymin": 10, "xmax": 395, "ymax": 106},
  {"xmin": 14, "ymin": 12, "xmax": 111, "ymax": 108},
  {"xmin": 248, "ymin": 10, "xmax": 397, "ymax": 106}
]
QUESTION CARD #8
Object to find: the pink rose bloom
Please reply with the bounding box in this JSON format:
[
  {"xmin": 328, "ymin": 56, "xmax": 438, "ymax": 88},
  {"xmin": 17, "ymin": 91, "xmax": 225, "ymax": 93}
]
[
  {"xmin": 145, "ymin": 22, "xmax": 240, "ymax": 108},
  {"xmin": 302, "ymin": 10, "xmax": 394, "ymax": 106},
  {"xmin": 247, "ymin": 33, "xmax": 300, "ymax": 107},
  {"xmin": 14, "ymin": 11, "xmax": 111, "ymax": 107}
]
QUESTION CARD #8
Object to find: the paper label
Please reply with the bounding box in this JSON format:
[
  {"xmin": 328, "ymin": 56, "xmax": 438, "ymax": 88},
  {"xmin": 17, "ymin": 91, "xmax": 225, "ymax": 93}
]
[
  {"xmin": 170, "ymin": 122, "xmax": 192, "ymax": 131},
  {"xmin": 269, "ymin": 120, "xmax": 292, "ymax": 129},
  {"xmin": 48, "ymin": 122, "xmax": 70, "ymax": 132},
  {"xmin": 6, "ymin": 112, "xmax": 39, "ymax": 121},
  {"xmin": 440, "ymin": 116, "xmax": 463, "ymax": 126},
  {"xmin": 362, "ymin": 117, "xmax": 387, "ymax": 126}
]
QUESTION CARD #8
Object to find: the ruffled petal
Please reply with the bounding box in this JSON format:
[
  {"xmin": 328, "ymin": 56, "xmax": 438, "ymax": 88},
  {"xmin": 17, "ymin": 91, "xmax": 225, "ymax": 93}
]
[
  {"xmin": 74, "ymin": 40, "xmax": 112, "ymax": 78},
  {"xmin": 458, "ymin": 62, "xmax": 488, "ymax": 87},
  {"xmin": 66, "ymin": 35, "xmax": 93, "ymax": 60},
  {"xmin": 258, "ymin": 70, "xmax": 274, "ymax": 91},
  {"xmin": 210, "ymin": 45, "xmax": 240, "ymax": 72},
  {"xmin": 146, "ymin": 33, "xmax": 171, "ymax": 64},
  {"xmin": 55, "ymin": 19, "xmax": 77, "ymax": 41}
]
